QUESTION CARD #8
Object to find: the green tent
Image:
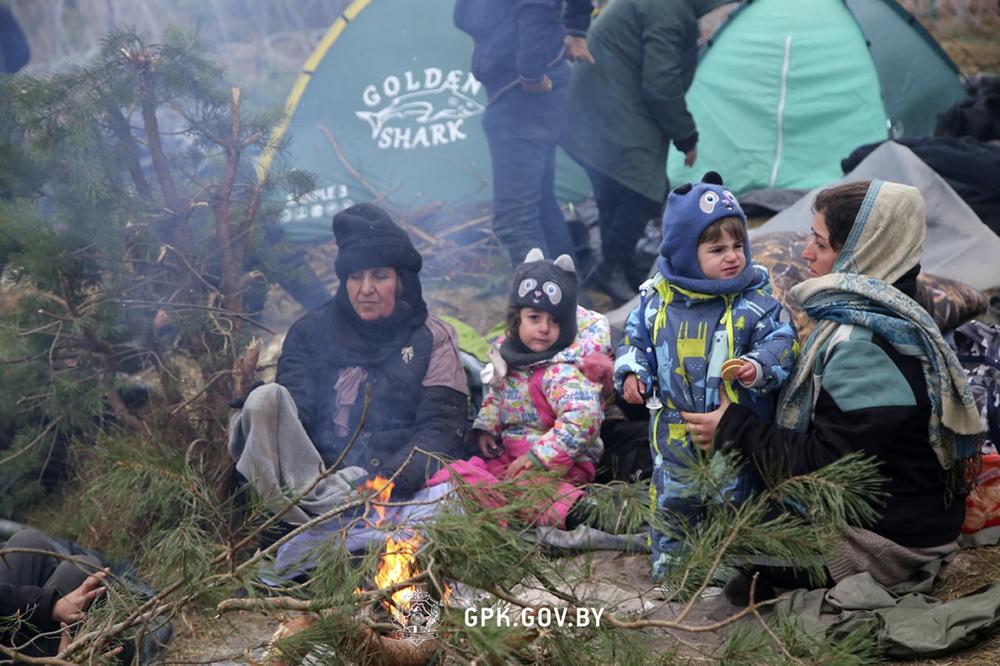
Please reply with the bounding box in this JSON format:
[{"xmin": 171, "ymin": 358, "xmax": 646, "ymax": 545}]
[
  {"xmin": 667, "ymin": 0, "xmax": 966, "ymax": 195},
  {"xmin": 264, "ymin": 0, "xmax": 589, "ymax": 243}
]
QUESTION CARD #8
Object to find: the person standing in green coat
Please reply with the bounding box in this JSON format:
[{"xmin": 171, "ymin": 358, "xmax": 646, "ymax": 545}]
[{"xmin": 564, "ymin": 0, "xmax": 727, "ymax": 304}]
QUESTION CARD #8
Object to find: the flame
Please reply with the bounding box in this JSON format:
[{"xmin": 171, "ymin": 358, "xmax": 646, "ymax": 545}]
[
  {"xmin": 441, "ymin": 583, "xmax": 453, "ymax": 606},
  {"xmin": 362, "ymin": 475, "xmax": 394, "ymax": 525},
  {"xmin": 375, "ymin": 533, "xmax": 422, "ymax": 624},
  {"xmin": 354, "ymin": 475, "xmax": 423, "ymax": 625},
  {"xmin": 355, "ymin": 476, "xmax": 454, "ymax": 624}
]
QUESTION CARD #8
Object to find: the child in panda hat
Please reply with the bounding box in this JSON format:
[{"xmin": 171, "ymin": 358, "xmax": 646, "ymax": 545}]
[
  {"xmin": 427, "ymin": 249, "xmax": 613, "ymax": 527},
  {"xmin": 613, "ymin": 172, "xmax": 798, "ymax": 580}
]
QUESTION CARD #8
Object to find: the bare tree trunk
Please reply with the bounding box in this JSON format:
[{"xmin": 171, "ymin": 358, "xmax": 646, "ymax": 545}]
[
  {"xmin": 139, "ymin": 65, "xmax": 190, "ymax": 254},
  {"xmin": 105, "ymin": 105, "xmax": 154, "ymax": 202},
  {"xmin": 214, "ymin": 87, "xmax": 245, "ymax": 316}
]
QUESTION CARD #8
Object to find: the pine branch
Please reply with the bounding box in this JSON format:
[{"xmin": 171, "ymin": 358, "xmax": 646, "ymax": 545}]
[
  {"xmin": 103, "ymin": 104, "xmax": 154, "ymax": 201},
  {"xmin": 0, "ymin": 643, "xmax": 75, "ymax": 666},
  {"xmin": 0, "ymin": 418, "xmax": 63, "ymax": 467},
  {"xmin": 753, "ymin": 606, "xmax": 807, "ymax": 665},
  {"xmin": 112, "ymin": 299, "xmax": 275, "ymax": 335},
  {"xmin": 215, "ymin": 571, "xmax": 429, "ymax": 614}
]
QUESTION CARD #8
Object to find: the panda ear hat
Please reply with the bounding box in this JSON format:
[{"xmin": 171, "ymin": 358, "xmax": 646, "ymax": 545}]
[{"xmin": 509, "ymin": 248, "xmax": 578, "ymax": 348}]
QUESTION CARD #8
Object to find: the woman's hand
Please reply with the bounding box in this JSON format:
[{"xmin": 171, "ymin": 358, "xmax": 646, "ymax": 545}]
[
  {"xmin": 53, "ymin": 568, "xmax": 109, "ymax": 624},
  {"xmin": 681, "ymin": 391, "xmax": 732, "ymax": 452},
  {"xmin": 622, "ymin": 374, "xmax": 647, "ymax": 405},
  {"xmin": 477, "ymin": 432, "xmax": 503, "ymax": 459}
]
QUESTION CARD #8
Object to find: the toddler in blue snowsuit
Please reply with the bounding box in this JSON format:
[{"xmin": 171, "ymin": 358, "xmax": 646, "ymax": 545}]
[{"xmin": 614, "ymin": 172, "xmax": 798, "ymax": 580}]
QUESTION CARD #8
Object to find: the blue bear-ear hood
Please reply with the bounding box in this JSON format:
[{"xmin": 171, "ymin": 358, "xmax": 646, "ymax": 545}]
[
  {"xmin": 656, "ymin": 173, "xmax": 753, "ymax": 295},
  {"xmin": 701, "ymin": 170, "xmax": 724, "ymax": 186}
]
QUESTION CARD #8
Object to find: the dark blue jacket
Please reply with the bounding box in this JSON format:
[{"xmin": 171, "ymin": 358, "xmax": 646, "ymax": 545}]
[{"xmin": 454, "ymin": 0, "xmax": 591, "ymax": 99}]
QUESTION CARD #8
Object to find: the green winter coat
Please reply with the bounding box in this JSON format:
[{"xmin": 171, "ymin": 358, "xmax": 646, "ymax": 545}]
[{"xmin": 563, "ymin": 0, "xmax": 725, "ymax": 202}]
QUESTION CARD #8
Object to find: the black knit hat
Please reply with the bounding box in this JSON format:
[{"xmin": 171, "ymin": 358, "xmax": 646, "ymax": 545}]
[
  {"xmin": 509, "ymin": 248, "xmax": 578, "ymax": 354},
  {"xmin": 333, "ymin": 203, "xmax": 422, "ymax": 279}
]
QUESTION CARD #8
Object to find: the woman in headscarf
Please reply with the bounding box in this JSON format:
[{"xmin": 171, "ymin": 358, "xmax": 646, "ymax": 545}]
[
  {"xmin": 683, "ymin": 180, "xmax": 982, "ymax": 601},
  {"xmin": 228, "ymin": 203, "xmax": 468, "ymax": 526}
]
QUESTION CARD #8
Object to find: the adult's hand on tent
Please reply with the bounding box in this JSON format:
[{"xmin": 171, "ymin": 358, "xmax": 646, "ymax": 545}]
[
  {"xmin": 564, "ymin": 35, "xmax": 595, "ymax": 65},
  {"xmin": 684, "ymin": 147, "xmax": 697, "ymax": 168}
]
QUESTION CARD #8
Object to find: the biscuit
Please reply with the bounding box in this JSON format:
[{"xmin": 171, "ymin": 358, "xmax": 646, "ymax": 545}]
[{"xmin": 720, "ymin": 359, "xmax": 745, "ymax": 382}]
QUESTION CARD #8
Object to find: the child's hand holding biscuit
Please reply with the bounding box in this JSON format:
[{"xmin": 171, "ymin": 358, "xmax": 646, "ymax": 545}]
[{"xmin": 721, "ymin": 358, "xmax": 758, "ymax": 386}]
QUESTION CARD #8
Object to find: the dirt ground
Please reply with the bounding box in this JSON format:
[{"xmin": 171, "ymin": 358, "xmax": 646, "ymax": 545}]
[
  {"xmin": 164, "ymin": 4, "xmax": 1000, "ymax": 665},
  {"xmin": 157, "ymin": 543, "xmax": 1000, "ymax": 665}
]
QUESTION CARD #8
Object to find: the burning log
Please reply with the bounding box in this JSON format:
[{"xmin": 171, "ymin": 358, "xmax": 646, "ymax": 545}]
[
  {"xmin": 257, "ymin": 612, "xmax": 320, "ymax": 666},
  {"xmin": 256, "ymin": 476, "xmax": 445, "ymax": 665},
  {"xmin": 355, "ymin": 476, "xmax": 445, "ymax": 663},
  {"xmin": 256, "ymin": 608, "xmax": 440, "ymax": 666}
]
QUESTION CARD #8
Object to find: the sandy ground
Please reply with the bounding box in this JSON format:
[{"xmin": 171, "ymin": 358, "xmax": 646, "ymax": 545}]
[
  {"xmin": 160, "ymin": 542, "xmax": 1000, "ymax": 665},
  {"xmin": 161, "ymin": 551, "xmax": 741, "ymax": 665}
]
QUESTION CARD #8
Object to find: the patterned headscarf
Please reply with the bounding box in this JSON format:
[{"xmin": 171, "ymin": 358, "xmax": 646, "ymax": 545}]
[{"xmin": 777, "ymin": 180, "xmax": 982, "ymax": 470}]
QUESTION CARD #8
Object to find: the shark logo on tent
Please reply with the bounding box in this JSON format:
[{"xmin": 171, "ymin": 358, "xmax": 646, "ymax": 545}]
[{"xmin": 355, "ymin": 68, "xmax": 485, "ymax": 151}]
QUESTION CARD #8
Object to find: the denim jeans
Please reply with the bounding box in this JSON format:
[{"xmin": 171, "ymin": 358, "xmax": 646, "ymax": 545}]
[
  {"xmin": 585, "ymin": 166, "xmax": 663, "ymax": 265},
  {"xmin": 482, "ymin": 64, "xmax": 575, "ymax": 266}
]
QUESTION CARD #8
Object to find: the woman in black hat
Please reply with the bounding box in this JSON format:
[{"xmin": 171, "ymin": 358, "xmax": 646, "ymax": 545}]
[{"xmin": 228, "ymin": 204, "xmax": 468, "ymax": 526}]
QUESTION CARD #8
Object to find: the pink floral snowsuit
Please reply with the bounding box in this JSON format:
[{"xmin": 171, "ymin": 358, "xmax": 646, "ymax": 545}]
[{"xmin": 427, "ymin": 307, "xmax": 612, "ymax": 527}]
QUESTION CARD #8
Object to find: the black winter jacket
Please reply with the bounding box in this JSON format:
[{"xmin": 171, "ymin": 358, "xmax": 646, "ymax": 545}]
[{"xmin": 276, "ymin": 310, "xmax": 467, "ymax": 497}]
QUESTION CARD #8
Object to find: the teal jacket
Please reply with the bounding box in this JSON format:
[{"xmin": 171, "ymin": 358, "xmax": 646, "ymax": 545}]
[
  {"xmin": 718, "ymin": 322, "xmax": 966, "ymax": 547},
  {"xmin": 563, "ymin": 0, "xmax": 709, "ymax": 201}
]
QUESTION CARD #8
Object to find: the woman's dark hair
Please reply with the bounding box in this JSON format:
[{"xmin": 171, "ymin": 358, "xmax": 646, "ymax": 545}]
[
  {"xmin": 698, "ymin": 216, "xmax": 747, "ymax": 246},
  {"xmin": 813, "ymin": 180, "xmax": 872, "ymax": 251}
]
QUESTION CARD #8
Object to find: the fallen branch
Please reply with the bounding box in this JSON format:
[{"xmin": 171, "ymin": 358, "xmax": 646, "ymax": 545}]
[{"xmin": 215, "ymin": 572, "xmax": 429, "ymax": 614}]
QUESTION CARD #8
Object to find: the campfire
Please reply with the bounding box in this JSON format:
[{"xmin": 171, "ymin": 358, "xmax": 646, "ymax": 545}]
[
  {"xmin": 262, "ymin": 475, "xmax": 443, "ymax": 666},
  {"xmin": 360, "ymin": 476, "xmax": 432, "ymax": 634},
  {"xmin": 353, "ymin": 476, "xmax": 443, "ymax": 664}
]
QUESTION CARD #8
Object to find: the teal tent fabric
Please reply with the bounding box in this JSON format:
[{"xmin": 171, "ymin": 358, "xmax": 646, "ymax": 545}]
[
  {"xmin": 266, "ymin": 0, "xmax": 589, "ymax": 243},
  {"xmin": 667, "ymin": 0, "xmax": 966, "ymax": 196},
  {"xmin": 845, "ymin": 0, "xmax": 965, "ymax": 138}
]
